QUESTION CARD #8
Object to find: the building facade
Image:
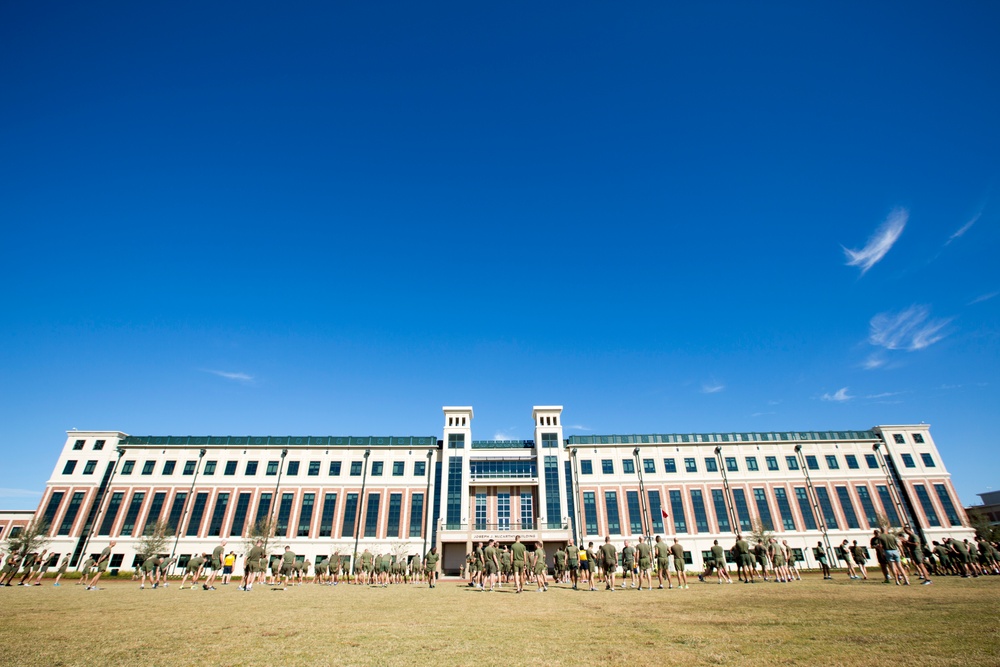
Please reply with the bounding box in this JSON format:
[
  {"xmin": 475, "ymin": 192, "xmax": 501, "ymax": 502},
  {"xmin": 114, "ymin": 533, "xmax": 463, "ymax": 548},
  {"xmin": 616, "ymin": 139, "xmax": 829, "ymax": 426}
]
[{"xmin": 21, "ymin": 405, "xmax": 974, "ymax": 575}]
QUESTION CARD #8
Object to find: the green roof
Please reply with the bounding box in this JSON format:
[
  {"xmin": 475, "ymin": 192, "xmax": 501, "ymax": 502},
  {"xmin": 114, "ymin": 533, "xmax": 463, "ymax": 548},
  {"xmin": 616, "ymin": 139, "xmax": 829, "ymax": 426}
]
[
  {"xmin": 566, "ymin": 430, "xmax": 878, "ymax": 445},
  {"xmin": 471, "ymin": 440, "xmax": 534, "ymax": 449},
  {"xmin": 120, "ymin": 435, "xmax": 439, "ymax": 447}
]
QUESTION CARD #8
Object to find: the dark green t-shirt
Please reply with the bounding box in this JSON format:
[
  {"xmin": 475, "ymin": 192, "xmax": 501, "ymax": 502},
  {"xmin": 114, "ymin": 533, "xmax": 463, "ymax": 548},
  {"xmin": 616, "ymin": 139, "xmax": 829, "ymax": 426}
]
[
  {"xmin": 566, "ymin": 547, "xmax": 579, "ymax": 564},
  {"xmin": 282, "ymin": 551, "xmax": 296, "ymax": 566},
  {"xmin": 425, "ymin": 551, "xmax": 439, "ymax": 568},
  {"xmin": 636, "ymin": 542, "xmax": 652, "ymax": 561},
  {"xmin": 599, "ymin": 543, "xmax": 616, "ymax": 566},
  {"xmin": 711, "ymin": 545, "xmax": 725, "ymax": 562},
  {"xmin": 511, "ymin": 542, "xmax": 527, "ymax": 562},
  {"xmin": 622, "ymin": 546, "xmax": 635, "ymax": 564},
  {"xmin": 655, "ymin": 542, "xmax": 670, "ymax": 560}
]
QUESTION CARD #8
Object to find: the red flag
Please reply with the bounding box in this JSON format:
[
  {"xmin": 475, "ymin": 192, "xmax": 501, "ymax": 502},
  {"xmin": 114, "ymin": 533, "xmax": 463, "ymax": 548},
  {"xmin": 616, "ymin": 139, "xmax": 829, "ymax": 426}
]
[{"xmin": 661, "ymin": 508, "xmax": 669, "ymax": 519}]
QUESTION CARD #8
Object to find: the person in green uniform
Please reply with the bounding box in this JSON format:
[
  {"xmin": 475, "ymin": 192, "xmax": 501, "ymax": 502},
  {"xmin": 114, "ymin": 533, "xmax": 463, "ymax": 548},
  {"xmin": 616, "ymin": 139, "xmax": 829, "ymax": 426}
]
[
  {"xmin": 140, "ymin": 554, "xmax": 159, "ymax": 589},
  {"xmin": 180, "ymin": 553, "xmax": 206, "ymax": 589},
  {"xmin": 203, "ymin": 540, "xmax": 226, "ymax": 590},
  {"xmin": 669, "ymin": 538, "xmax": 688, "ymax": 589},
  {"xmin": 850, "ymin": 541, "xmax": 868, "ymax": 580},
  {"xmin": 510, "ymin": 536, "xmax": 527, "ymax": 593},
  {"xmin": 767, "ymin": 538, "xmax": 786, "ymax": 583},
  {"xmin": 654, "ymin": 536, "xmax": 671, "ymax": 589},
  {"xmin": 712, "ymin": 540, "xmax": 732, "ymax": 583},
  {"xmin": 87, "ymin": 541, "xmax": 116, "ymax": 590},
  {"xmin": 581, "ymin": 543, "xmax": 595, "ymax": 590},
  {"xmin": 80, "ymin": 556, "xmax": 96, "ymax": 585},
  {"xmin": 500, "ymin": 544, "xmax": 512, "ymax": 586},
  {"xmin": 599, "ymin": 537, "xmax": 617, "ymax": 591},
  {"xmin": 565, "ymin": 538, "xmax": 580, "ymax": 589},
  {"xmin": 483, "ymin": 539, "xmax": 500, "ymax": 592},
  {"xmin": 242, "ymin": 539, "xmax": 265, "ymax": 591},
  {"xmin": 901, "ymin": 529, "xmax": 931, "ymax": 584},
  {"xmin": 635, "ymin": 536, "xmax": 653, "ymax": 590},
  {"xmin": 424, "ymin": 546, "xmax": 439, "ymax": 588},
  {"xmin": 876, "ymin": 529, "xmax": 909, "ymax": 585},
  {"xmin": 734, "ymin": 535, "xmax": 755, "ymax": 584},
  {"xmin": 533, "ymin": 542, "xmax": 548, "ymax": 592},
  {"xmin": 0, "ymin": 553, "xmax": 18, "ymax": 586},
  {"xmin": 279, "ymin": 546, "xmax": 297, "ymax": 590},
  {"xmin": 53, "ymin": 554, "xmax": 70, "ymax": 587},
  {"xmin": 553, "ymin": 546, "xmax": 566, "ymax": 585},
  {"xmin": 621, "ymin": 540, "xmax": 636, "ymax": 589}
]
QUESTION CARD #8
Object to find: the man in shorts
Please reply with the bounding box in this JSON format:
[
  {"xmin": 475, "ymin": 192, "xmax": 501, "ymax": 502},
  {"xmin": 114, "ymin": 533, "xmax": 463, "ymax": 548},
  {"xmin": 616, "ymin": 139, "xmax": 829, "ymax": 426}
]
[
  {"xmin": 621, "ymin": 540, "xmax": 636, "ymax": 589},
  {"xmin": 87, "ymin": 541, "xmax": 116, "ymax": 590},
  {"xmin": 500, "ymin": 544, "xmax": 512, "ymax": 587},
  {"xmin": 280, "ymin": 546, "xmax": 297, "ymax": 590},
  {"xmin": 179, "ymin": 553, "xmax": 206, "ymax": 590},
  {"xmin": 241, "ymin": 539, "xmax": 265, "ymax": 591},
  {"xmin": 203, "ymin": 540, "xmax": 226, "ymax": 590},
  {"xmin": 851, "ymin": 541, "xmax": 868, "ymax": 580},
  {"xmin": 636, "ymin": 536, "xmax": 653, "ymax": 590},
  {"xmin": 53, "ymin": 554, "xmax": 71, "ymax": 586},
  {"xmin": 838, "ymin": 539, "xmax": 859, "ymax": 580},
  {"xmin": 140, "ymin": 553, "xmax": 161, "ymax": 589},
  {"xmin": 553, "ymin": 545, "xmax": 566, "ymax": 585},
  {"xmin": 670, "ymin": 538, "xmax": 688, "ymax": 589},
  {"xmin": 581, "ymin": 543, "xmax": 595, "ymax": 590},
  {"xmin": 815, "ymin": 541, "xmax": 832, "ymax": 580},
  {"xmin": 712, "ymin": 540, "xmax": 732, "ymax": 583},
  {"xmin": 533, "ymin": 541, "xmax": 548, "ymax": 592},
  {"xmin": 565, "ymin": 538, "xmax": 580, "ymax": 589},
  {"xmin": 223, "ymin": 551, "xmax": 237, "ymax": 585},
  {"xmin": 483, "ymin": 539, "xmax": 500, "ymax": 592},
  {"xmin": 424, "ymin": 546, "xmax": 439, "ymax": 588},
  {"xmin": 901, "ymin": 529, "xmax": 931, "ymax": 584},
  {"xmin": 876, "ymin": 529, "xmax": 909, "ymax": 585},
  {"xmin": 510, "ymin": 536, "xmax": 527, "ymax": 593},
  {"xmin": 654, "ymin": 536, "xmax": 671, "ymax": 589},
  {"xmin": 735, "ymin": 534, "xmax": 755, "ymax": 583},
  {"xmin": 599, "ymin": 536, "xmax": 617, "ymax": 591}
]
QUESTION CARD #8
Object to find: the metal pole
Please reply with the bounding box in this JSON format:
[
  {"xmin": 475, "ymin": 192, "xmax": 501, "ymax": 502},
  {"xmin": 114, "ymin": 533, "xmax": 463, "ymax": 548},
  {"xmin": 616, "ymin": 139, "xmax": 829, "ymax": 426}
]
[
  {"xmin": 78, "ymin": 447, "xmax": 126, "ymax": 567},
  {"xmin": 570, "ymin": 448, "xmax": 583, "ymax": 542},
  {"xmin": 633, "ymin": 447, "xmax": 651, "ymax": 541},
  {"xmin": 873, "ymin": 443, "xmax": 917, "ymax": 536},
  {"xmin": 715, "ymin": 447, "xmax": 738, "ymax": 533},
  {"xmin": 170, "ymin": 448, "xmax": 206, "ymax": 563},
  {"xmin": 422, "ymin": 450, "xmax": 433, "ymax": 558},
  {"xmin": 263, "ymin": 448, "xmax": 288, "ymax": 555},
  {"xmin": 794, "ymin": 445, "xmax": 833, "ymax": 564},
  {"xmin": 351, "ymin": 449, "xmax": 371, "ymax": 574}
]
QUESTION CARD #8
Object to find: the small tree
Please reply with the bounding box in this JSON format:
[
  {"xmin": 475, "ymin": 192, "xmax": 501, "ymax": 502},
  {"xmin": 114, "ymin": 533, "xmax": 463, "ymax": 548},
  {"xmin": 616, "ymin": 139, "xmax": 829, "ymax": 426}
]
[
  {"xmin": 243, "ymin": 517, "xmax": 276, "ymax": 556},
  {"xmin": 4, "ymin": 518, "xmax": 49, "ymax": 562},
  {"xmin": 750, "ymin": 517, "xmax": 774, "ymax": 548},
  {"xmin": 135, "ymin": 519, "xmax": 173, "ymax": 560},
  {"xmin": 969, "ymin": 514, "xmax": 1000, "ymax": 542}
]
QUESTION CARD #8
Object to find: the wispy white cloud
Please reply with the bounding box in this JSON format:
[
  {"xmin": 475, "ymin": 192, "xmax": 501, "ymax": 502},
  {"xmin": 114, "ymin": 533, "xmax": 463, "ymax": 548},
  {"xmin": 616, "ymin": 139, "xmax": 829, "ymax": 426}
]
[
  {"xmin": 0, "ymin": 488, "xmax": 42, "ymax": 499},
  {"xmin": 701, "ymin": 382, "xmax": 725, "ymax": 394},
  {"xmin": 861, "ymin": 353, "xmax": 887, "ymax": 370},
  {"xmin": 946, "ymin": 211, "xmax": 981, "ymax": 245},
  {"xmin": 869, "ymin": 305, "xmax": 952, "ymax": 351},
  {"xmin": 204, "ymin": 369, "xmax": 254, "ymax": 383},
  {"xmin": 567, "ymin": 424, "xmax": 592, "ymax": 431},
  {"xmin": 843, "ymin": 208, "xmax": 907, "ymax": 274},
  {"xmin": 821, "ymin": 387, "xmax": 853, "ymax": 402},
  {"xmin": 493, "ymin": 430, "xmax": 515, "ymax": 440},
  {"xmin": 750, "ymin": 411, "xmax": 776, "ymax": 418},
  {"xmin": 968, "ymin": 291, "xmax": 998, "ymax": 305},
  {"xmin": 865, "ymin": 391, "xmax": 903, "ymax": 400}
]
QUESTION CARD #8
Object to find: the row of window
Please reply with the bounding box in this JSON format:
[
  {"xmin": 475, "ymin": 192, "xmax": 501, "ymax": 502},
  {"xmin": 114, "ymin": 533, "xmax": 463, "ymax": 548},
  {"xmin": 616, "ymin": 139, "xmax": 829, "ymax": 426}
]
[
  {"xmin": 71, "ymin": 439, "xmax": 106, "ymax": 451},
  {"xmin": 893, "ymin": 433, "xmax": 926, "ymax": 445},
  {"xmin": 578, "ymin": 481, "xmax": 962, "ymax": 536},
  {"xmin": 579, "ymin": 452, "xmax": 935, "ymax": 475},
  {"xmin": 42, "ymin": 487, "xmax": 428, "ymax": 541},
  {"xmin": 62, "ymin": 458, "xmax": 428, "ymax": 478}
]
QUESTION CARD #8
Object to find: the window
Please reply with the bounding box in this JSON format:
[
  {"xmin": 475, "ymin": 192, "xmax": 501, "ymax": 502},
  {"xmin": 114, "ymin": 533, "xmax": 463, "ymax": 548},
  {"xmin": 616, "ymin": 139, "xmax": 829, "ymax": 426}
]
[
  {"xmin": 276, "ymin": 493, "xmax": 294, "ymax": 536},
  {"xmin": 203, "ymin": 461, "xmax": 216, "ymax": 475},
  {"xmin": 58, "ymin": 492, "xmax": 85, "ymax": 535},
  {"xmin": 745, "ymin": 457, "xmax": 759, "ymax": 472},
  {"xmin": 98, "ymin": 492, "xmax": 124, "ymax": 535},
  {"xmin": 705, "ymin": 457, "xmax": 718, "ymax": 472},
  {"xmin": 805, "ymin": 455, "xmax": 819, "ymax": 470},
  {"xmin": 520, "ymin": 492, "xmax": 533, "ymax": 530},
  {"xmin": 601, "ymin": 460, "xmax": 614, "ymax": 474},
  {"xmin": 691, "ymin": 490, "xmax": 709, "ymax": 533},
  {"xmin": 498, "ymin": 492, "xmax": 511, "ymax": 531},
  {"xmin": 933, "ymin": 484, "xmax": 962, "ymax": 526},
  {"xmin": 162, "ymin": 460, "xmax": 176, "ymax": 475},
  {"xmin": 663, "ymin": 458, "xmax": 677, "ymax": 473},
  {"xmin": 876, "ymin": 485, "xmax": 901, "ymax": 527},
  {"xmin": 794, "ymin": 488, "xmax": 817, "ymax": 530},
  {"xmin": 186, "ymin": 493, "xmax": 209, "ymax": 536},
  {"xmin": 342, "ymin": 494, "xmax": 359, "ymax": 538},
  {"xmin": 298, "ymin": 493, "xmax": 315, "ymax": 537},
  {"xmin": 622, "ymin": 459, "xmax": 635, "ymax": 474},
  {"xmin": 544, "ymin": 456, "xmax": 562, "ymax": 529},
  {"xmin": 207, "ymin": 493, "xmax": 229, "ymax": 537},
  {"xmin": 626, "ymin": 491, "xmax": 643, "ymax": 534},
  {"xmin": 318, "ymin": 493, "xmax": 337, "ymax": 537},
  {"xmin": 307, "ymin": 461, "xmax": 320, "ymax": 476},
  {"xmin": 224, "ymin": 461, "xmax": 237, "ymax": 476},
  {"xmin": 120, "ymin": 492, "xmax": 145, "ymax": 536},
  {"xmin": 921, "ymin": 453, "xmax": 935, "ymax": 468},
  {"xmin": 835, "ymin": 486, "xmax": 859, "ymax": 529},
  {"xmin": 141, "ymin": 492, "xmax": 166, "ymax": 535},
  {"xmin": 283, "ymin": 461, "xmax": 297, "ymax": 476},
  {"xmin": 725, "ymin": 457, "xmax": 738, "ymax": 472},
  {"xmin": 372, "ymin": 461, "xmax": 383, "ymax": 476},
  {"xmin": 845, "ymin": 454, "xmax": 859, "ymax": 470},
  {"xmin": 140, "ymin": 460, "xmax": 154, "ymax": 475},
  {"xmin": 648, "ymin": 490, "xmax": 664, "ymax": 532},
  {"xmin": 900, "ymin": 454, "xmax": 915, "ymax": 468},
  {"xmin": 785, "ymin": 456, "xmax": 799, "ymax": 471},
  {"xmin": 350, "ymin": 461, "xmax": 362, "ymax": 476},
  {"xmin": 893, "ymin": 433, "xmax": 905, "ymax": 444},
  {"xmin": 580, "ymin": 460, "xmax": 593, "ymax": 475},
  {"xmin": 245, "ymin": 461, "xmax": 258, "ymax": 475},
  {"xmin": 266, "ymin": 461, "xmax": 279, "ymax": 476},
  {"xmin": 773, "ymin": 488, "xmax": 796, "ymax": 531},
  {"xmin": 711, "ymin": 489, "xmax": 731, "ymax": 532},
  {"xmin": 83, "ymin": 460, "xmax": 97, "ymax": 475},
  {"xmin": 865, "ymin": 454, "xmax": 879, "ymax": 469},
  {"xmin": 685, "ymin": 458, "xmax": 697, "ymax": 473},
  {"xmin": 183, "ymin": 460, "xmax": 196, "ymax": 475},
  {"xmin": 330, "ymin": 461, "xmax": 342, "ymax": 476},
  {"xmin": 446, "ymin": 458, "xmax": 462, "ymax": 529},
  {"xmin": 856, "ymin": 486, "xmax": 878, "ymax": 527},
  {"xmin": 913, "ymin": 484, "xmax": 940, "ymax": 527},
  {"xmin": 541, "ymin": 433, "xmax": 559, "ymax": 448},
  {"xmin": 62, "ymin": 460, "xmax": 77, "ymax": 475},
  {"xmin": 392, "ymin": 461, "xmax": 404, "ymax": 476},
  {"xmin": 583, "ymin": 492, "xmax": 598, "ymax": 534},
  {"xmin": 765, "ymin": 456, "xmax": 778, "ymax": 471},
  {"xmin": 605, "ymin": 491, "xmax": 621, "ymax": 534},
  {"xmin": 825, "ymin": 455, "xmax": 839, "ymax": 470},
  {"xmin": 731, "ymin": 489, "xmax": 752, "ymax": 532},
  {"xmin": 121, "ymin": 460, "xmax": 135, "ymax": 475},
  {"xmin": 753, "ymin": 488, "xmax": 773, "ymax": 531},
  {"xmin": 913, "ymin": 433, "xmax": 925, "ymax": 444},
  {"xmin": 414, "ymin": 461, "xmax": 426, "ymax": 476},
  {"xmin": 72, "ymin": 439, "xmax": 85, "ymax": 450},
  {"xmin": 387, "ymin": 493, "xmax": 402, "ymax": 537},
  {"xmin": 448, "ymin": 433, "xmax": 465, "ymax": 449},
  {"xmin": 643, "ymin": 458, "xmax": 655, "ymax": 474},
  {"xmin": 408, "ymin": 493, "xmax": 424, "ymax": 538},
  {"xmin": 815, "ymin": 486, "xmax": 839, "ymax": 529},
  {"xmin": 42, "ymin": 491, "xmax": 65, "ymax": 527},
  {"xmin": 166, "ymin": 492, "xmax": 187, "ymax": 533},
  {"xmin": 93, "ymin": 439, "xmax": 105, "ymax": 450}
]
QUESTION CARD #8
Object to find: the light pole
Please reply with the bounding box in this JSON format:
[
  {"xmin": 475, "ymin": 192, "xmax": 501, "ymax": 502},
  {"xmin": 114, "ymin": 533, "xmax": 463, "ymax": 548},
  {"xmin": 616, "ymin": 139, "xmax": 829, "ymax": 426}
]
[
  {"xmin": 170, "ymin": 448, "xmax": 207, "ymax": 564},
  {"xmin": 715, "ymin": 446, "xmax": 739, "ymax": 533},
  {"xmin": 794, "ymin": 444, "xmax": 833, "ymax": 563},
  {"xmin": 263, "ymin": 448, "xmax": 289, "ymax": 554},
  {"xmin": 633, "ymin": 447, "xmax": 651, "ymax": 541},
  {"xmin": 872, "ymin": 442, "xmax": 918, "ymax": 538},
  {"xmin": 77, "ymin": 446, "xmax": 126, "ymax": 567},
  {"xmin": 422, "ymin": 449, "xmax": 433, "ymax": 558},
  {"xmin": 569, "ymin": 448, "xmax": 584, "ymax": 543},
  {"xmin": 351, "ymin": 449, "xmax": 371, "ymax": 574}
]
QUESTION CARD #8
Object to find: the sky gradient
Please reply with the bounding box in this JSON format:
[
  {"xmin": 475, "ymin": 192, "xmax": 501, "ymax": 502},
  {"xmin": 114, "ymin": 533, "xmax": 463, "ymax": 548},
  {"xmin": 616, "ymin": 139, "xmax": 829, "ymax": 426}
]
[{"xmin": 1, "ymin": 2, "xmax": 997, "ymax": 510}]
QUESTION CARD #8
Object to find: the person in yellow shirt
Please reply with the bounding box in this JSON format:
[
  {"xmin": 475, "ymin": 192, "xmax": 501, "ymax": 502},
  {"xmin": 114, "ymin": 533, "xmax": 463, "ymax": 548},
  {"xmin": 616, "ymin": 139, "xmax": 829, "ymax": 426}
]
[{"xmin": 222, "ymin": 551, "xmax": 237, "ymax": 585}]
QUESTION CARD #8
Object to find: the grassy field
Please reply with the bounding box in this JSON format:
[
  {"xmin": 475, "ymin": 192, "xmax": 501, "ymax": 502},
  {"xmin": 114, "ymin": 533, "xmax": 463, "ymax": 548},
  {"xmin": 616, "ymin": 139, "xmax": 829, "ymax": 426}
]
[{"xmin": 0, "ymin": 573, "xmax": 997, "ymax": 667}]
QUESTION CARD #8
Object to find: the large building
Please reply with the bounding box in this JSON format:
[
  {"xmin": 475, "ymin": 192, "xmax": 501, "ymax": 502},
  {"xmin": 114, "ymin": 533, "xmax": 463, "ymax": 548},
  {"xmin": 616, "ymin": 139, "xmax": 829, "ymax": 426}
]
[{"xmin": 14, "ymin": 405, "xmax": 975, "ymax": 575}]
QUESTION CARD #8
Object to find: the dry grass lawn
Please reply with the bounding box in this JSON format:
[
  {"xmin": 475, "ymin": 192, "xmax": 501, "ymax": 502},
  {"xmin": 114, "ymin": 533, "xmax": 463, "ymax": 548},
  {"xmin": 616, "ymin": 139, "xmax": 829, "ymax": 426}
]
[{"xmin": 0, "ymin": 573, "xmax": 997, "ymax": 666}]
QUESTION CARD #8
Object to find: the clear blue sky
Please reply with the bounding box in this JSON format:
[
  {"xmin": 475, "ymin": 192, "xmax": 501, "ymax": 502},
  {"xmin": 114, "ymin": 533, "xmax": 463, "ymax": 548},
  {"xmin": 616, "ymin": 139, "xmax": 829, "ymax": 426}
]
[{"xmin": 1, "ymin": 2, "xmax": 997, "ymax": 510}]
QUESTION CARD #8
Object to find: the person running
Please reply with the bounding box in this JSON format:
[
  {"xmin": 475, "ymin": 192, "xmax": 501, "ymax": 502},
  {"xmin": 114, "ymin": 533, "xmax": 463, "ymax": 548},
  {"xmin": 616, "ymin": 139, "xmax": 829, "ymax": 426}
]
[
  {"xmin": 636, "ymin": 536, "xmax": 653, "ymax": 590},
  {"xmin": 670, "ymin": 538, "xmax": 688, "ymax": 589},
  {"xmin": 53, "ymin": 554, "xmax": 70, "ymax": 587},
  {"xmin": 424, "ymin": 546, "xmax": 439, "ymax": 588},
  {"xmin": 20, "ymin": 550, "xmax": 47, "ymax": 586},
  {"xmin": 510, "ymin": 536, "xmax": 527, "ymax": 593},
  {"xmin": 839, "ymin": 540, "xmax": 859, "ymax": 580},
  {"xmin": 241, "ymin": 539, "xmax": 265, "ymax": 591},
  {"xmin": 87, "ymin": 541, "xmax": 116, "ymax": 590},
  {"xmin": 654, "ymin": 536, "xmax": 671, "ymax": 589},
  {"xmin": 599, "ymin": 536, "xmax": 617, "ymax": 591},
  {"xmin": 203, "ymin": 540, "xmax": 226, "ymax": 590},
  {"xmin": 0, "ymin": 552, "xmax": 19, "ymax": 586},
  {"xmin": 712, "ymin": 540, "xmax": 733, "ymax": 584},
  {"xmin": 179, "ymin": 553, "xmax": 206, "ymax": 590},
  {"xmin": 621, "ymin": 540, "xmax": 636, "ymax": 589},
  {"xmin": 533, "ymin": 541, "xmax": 548, "ymax": 592},
  {"xmin": 851, "ymin": 541, "xmax": 868, "ymax": 580},
  {"xmin": 876, "ymin": 529, "xmax": 910, "ymax": 585}
]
